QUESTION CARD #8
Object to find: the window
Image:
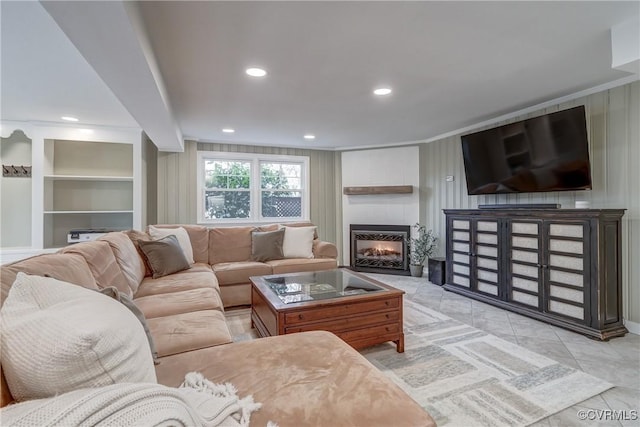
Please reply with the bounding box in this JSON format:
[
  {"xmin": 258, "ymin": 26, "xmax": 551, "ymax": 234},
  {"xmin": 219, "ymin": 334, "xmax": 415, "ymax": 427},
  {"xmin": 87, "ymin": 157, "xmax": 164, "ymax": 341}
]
[{"xmin": 198, "ymin": 152, "xmax": 309, "ymax": 223}]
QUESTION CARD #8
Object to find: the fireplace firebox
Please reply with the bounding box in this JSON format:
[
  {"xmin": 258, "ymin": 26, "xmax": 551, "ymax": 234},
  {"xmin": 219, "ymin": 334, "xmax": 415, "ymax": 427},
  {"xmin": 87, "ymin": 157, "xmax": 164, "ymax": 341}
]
[{"xmin": 350, "ymin": 224, "xmax": 411, "ymax": 275}]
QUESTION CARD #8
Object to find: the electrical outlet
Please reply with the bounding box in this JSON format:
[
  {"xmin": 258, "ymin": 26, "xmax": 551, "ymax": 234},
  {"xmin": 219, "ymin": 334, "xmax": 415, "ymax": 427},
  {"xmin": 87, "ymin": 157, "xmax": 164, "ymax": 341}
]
[{"xmin": 445, "ymin": 175, "xmax": 455, "ymax": 182}]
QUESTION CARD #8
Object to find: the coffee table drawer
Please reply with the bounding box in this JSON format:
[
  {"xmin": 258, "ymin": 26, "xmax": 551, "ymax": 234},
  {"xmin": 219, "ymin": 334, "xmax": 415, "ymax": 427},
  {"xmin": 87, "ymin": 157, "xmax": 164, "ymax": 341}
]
[
  {"xmin": 284, "ymin": 297, "xmax": 399, "ymax": 325},
  {"xmin": 285, "ymin": 311, "xmax": 400, "ymax": 334},
  {"xmin": 336, "ymin": 323, "xmax": 400, "ymax": 342}
]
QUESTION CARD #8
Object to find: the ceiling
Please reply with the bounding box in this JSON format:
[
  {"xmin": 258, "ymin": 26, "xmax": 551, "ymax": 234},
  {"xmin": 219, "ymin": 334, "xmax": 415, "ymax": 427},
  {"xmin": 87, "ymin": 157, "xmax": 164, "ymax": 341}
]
[{"xmin": 1, "ymin": 1, "xmax": 638, "ymax": 151}]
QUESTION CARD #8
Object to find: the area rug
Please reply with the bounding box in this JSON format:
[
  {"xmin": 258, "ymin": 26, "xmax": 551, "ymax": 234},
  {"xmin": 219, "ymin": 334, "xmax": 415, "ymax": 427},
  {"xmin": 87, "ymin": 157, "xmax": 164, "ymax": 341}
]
[{"xmin": 225, "ymin": 299, "xmax": 612, "ymax": 427}]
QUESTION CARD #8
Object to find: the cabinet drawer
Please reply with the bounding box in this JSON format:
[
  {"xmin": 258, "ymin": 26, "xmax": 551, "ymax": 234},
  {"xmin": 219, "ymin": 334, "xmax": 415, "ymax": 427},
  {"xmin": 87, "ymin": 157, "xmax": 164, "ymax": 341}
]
[
  {"xmin": 335, "ymin": 323, "xmax": 400, "ymax": 342},
  {"xmin": 285, "ymin": 311, "xmax": 400, "ymax": 334},
  {"xmin": 284, "ymin": 298, "xmax": 400, "ymax": 324}
]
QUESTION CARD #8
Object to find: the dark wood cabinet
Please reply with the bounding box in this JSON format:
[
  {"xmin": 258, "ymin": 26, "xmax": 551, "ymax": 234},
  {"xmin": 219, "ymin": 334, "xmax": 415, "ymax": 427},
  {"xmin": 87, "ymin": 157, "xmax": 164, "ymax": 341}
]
[{"xmin": 443, "ymin": 208, "xmax": 627, "ymax": 340}]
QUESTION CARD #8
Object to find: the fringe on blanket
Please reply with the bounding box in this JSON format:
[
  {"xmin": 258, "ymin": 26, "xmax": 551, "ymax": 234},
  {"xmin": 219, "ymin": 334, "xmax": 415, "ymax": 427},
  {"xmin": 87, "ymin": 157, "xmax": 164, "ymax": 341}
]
[{"xmin": 181, "ymin": 372, "xmax": 273, "ymax": 427}]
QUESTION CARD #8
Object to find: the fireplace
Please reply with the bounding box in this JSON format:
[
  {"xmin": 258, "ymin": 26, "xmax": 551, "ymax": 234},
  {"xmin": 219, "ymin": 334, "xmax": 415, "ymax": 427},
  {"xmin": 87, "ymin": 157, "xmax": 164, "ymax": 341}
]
[{"xmin": 350, "ymin": 224, "xmax": 410, "ymax": 275}]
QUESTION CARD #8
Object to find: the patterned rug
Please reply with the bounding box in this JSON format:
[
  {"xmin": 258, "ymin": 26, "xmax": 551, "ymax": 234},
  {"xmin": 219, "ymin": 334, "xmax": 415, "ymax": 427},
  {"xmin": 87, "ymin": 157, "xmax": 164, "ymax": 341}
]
[{"xmin": 225, "ymin": 297, "xmax": 612, "ymax": 426}]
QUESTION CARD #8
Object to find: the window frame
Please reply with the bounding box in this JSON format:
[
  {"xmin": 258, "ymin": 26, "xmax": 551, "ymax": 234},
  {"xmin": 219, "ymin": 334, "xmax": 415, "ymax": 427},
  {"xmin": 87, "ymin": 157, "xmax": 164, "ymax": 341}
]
[{"xmin": 197, "ymin": 151, "xmax": 310, "ymax": 224}]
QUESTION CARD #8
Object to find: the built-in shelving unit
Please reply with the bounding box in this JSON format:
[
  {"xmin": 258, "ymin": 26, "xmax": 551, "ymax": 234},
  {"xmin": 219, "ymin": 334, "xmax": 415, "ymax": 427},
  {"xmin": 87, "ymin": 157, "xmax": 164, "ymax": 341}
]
[
  {"xmin": 2, "ymin": 122, "xmax": 142, "ymax": 253},
  {"xmin": 42, "ymin": 138, "xmax": 136, "ymax": 249}
]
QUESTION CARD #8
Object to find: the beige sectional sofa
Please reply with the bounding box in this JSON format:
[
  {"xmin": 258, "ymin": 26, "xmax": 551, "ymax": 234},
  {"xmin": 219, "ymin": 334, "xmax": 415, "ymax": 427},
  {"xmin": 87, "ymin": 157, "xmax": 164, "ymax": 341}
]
[{"xmin": 0, "ymin": 224, "xmax": 435, "ymax": 426}]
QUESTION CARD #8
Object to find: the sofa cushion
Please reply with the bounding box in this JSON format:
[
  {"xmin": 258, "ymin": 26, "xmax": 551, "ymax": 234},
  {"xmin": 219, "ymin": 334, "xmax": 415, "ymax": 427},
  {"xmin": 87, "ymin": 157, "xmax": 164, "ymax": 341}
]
[
  {"xmin": 148, "ymin": 225, "xmax": 195, "ymax": 265},
  {"xmin": 60, "ymin": 240, "xmax": 132, "ymax": 297},
  {"xmin": 1, "ymin": 253, "xmax": 97, "ymax": 307},
  {"xmin": 181, "ymin": 262, "xmax": 213, "ymax": 274},
  {"xmin": 265, "ymin": 258, "xmax": 338, "ymax": 275},
  {"xmin": 282, "ymin": 226, "xmax": 316, "ymax": 258},
  {"xmin": 155, "ymin": 331, "xmax": 435, "ymax": 427},
  {"xmin": 134, "ymin": 288, "xmax": 224, "ymax": 319},
  {"xmin": 148, "ymin": 310, "xmax": 232, "ymax": 357},
  {"xmin": 98, "ymin": 287, "xmax": 159, "ymax": 362},
  {"xmin": 98, "ymin": 232, "xmax": 146, "ymax": 294},
  {"xmin": 1, "ymin": 273, "xmax": 156, "ymax": 401},
  {"xmin": 208, "ymin": 226, "xmax": 254, "ymax": 265},
  {"xmin": 212, "ymin": 261, "xmax": 272, "ymax": 286},
  {"xmin": 138, "ymin": 235, "xmax": 191, "ymax": 279},
  {"xmin": 149, "ymin": 224, "xmax": 209, "ymax": 264},
  {"xmin": 251, "ymin": 229, "xmax": 285, "ymax": 262},
  {"xmin": 135, "ymin": 271, "xmax": 220, "ymax": 298}
]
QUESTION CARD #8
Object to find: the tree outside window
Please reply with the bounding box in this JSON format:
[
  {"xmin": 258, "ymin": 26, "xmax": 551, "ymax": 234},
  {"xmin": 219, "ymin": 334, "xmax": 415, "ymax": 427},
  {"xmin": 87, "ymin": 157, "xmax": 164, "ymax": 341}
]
[
  {"xmin": 204, "ymin": 160, "xmax": 251, "ymax": 219},
  {"xmin": 261, "ymin": 162, "xmax": 302, "ymax": 218}
]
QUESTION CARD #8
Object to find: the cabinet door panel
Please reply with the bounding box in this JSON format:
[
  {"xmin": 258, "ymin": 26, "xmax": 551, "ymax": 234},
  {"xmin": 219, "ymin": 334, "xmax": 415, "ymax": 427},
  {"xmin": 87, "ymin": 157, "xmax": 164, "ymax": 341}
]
[
  {"xmin": 449, "ymin": 218, "xmax": 472, "ymax": 289},
  {"xmin": 508, "ymin": 220, "xmax": 542, "ymax": 310},
  {"xmin": 544, "ymin": 221, "xmax": 589, "ymax": 324},
  {"xmin": 472, "ymin": 219, "xmax": 500, "ymax": 297}
]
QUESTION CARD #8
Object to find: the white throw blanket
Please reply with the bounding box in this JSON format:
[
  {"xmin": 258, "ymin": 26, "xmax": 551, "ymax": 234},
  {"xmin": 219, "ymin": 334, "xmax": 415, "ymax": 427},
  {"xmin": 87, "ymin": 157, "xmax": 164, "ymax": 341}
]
[{"xmin": 0, "ymin": 373, "xmax": 263, "ymax": 427}]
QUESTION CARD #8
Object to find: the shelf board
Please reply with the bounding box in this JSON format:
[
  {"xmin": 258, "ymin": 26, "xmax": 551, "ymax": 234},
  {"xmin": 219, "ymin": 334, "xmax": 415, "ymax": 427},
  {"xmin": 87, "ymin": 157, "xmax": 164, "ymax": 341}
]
[
  {"xmin": 44, "ymin": 210, "xmax": 134, "ymax": 214},
  {"xmin": 44, "ymin": 175, "xmax": 134, "ymax": 181},
  {"xmin": 343, "ymin": 185, "xmax": 413, "ymax": 195}
]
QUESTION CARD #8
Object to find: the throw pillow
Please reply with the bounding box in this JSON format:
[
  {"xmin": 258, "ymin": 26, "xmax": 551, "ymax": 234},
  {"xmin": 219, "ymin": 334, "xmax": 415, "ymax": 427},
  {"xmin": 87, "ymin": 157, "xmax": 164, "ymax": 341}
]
[
  {"xmin": 125, "ymin": 229, "xmax": 153, "ymax": 277},
  {"xmin": 0, "ymin": 273, "xmax": 156, "ymax": 401},
  {"xmin": 138, "ymin": 235, "xmax": 191, "ymax": 279},
  {"xmin": 97, "ymin": 287, "xmax": 159, "ymax": 364},
  {"xmin": 282, "ymin": 225, "xmax": 316, "ymax": 259},
  {"xmin": 148, "ymin": 225, "xmax": 195, "ymax": 264},
  {"xmin": 251, "ymin": 229, "xmax": 285, "ymax": 262}
]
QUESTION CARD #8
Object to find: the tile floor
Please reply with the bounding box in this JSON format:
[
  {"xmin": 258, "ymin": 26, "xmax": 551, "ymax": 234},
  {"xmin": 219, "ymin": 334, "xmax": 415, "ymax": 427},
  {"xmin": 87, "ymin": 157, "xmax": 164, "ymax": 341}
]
[{"xmin": 365, "ymin": 273, "xmax": 640, "ymax": 427}]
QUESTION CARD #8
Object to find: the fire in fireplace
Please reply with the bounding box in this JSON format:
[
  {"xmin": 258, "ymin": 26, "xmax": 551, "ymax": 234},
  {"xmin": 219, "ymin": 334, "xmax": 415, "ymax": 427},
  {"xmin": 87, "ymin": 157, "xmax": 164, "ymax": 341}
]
[{"xmin": 350, "ymin": 224, "xmax": 410, "ymax": 275}]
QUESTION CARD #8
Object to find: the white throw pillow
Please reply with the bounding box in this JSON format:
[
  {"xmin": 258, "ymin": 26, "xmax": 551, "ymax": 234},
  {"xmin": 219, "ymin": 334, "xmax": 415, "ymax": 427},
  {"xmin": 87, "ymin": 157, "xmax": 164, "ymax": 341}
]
[
  {"xmin": 282, "ymin": 226, "xmax": 316, "ymax": 259},
  {"xmin": 0, "ymin": 273, "xmax": 157, "ymax": 401},
  {"xmin": 148, "ymin": 225, "xmax": 195, "ymax": 264}
]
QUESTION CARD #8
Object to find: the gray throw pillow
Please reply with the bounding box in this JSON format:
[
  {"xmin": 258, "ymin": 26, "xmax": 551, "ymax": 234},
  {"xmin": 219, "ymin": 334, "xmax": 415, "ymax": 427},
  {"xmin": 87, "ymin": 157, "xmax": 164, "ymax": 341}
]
[
  {"xmin": 97, "ymin": 287, "xmax": 159, "ymax": 364},
  {"xmin": 251, "ymin": 229, "xmax": 285, "ymax": 262},
  {"xmin": 137, "ymin": 234, "xmax": 190, "ymax": 279}
]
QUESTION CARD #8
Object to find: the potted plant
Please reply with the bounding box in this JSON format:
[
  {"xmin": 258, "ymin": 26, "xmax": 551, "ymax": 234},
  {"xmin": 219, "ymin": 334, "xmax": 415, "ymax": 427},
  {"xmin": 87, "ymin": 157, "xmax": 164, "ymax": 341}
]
[{"xmin": 409, "ymin": 223, "xmax": 437, "ymax": 277}]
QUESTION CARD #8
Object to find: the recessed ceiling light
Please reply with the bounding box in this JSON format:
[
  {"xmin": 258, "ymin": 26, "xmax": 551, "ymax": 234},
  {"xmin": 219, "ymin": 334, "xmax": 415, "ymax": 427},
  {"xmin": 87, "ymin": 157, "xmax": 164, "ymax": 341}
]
[
  {"xmin": 246, "ymin": 67, "xmax": 267, "ymax": 77},
  {"xmin": 373, "ymin": 87, "xmax": 392, "ymax": 96},
  {"xmin": 61, "ymin": 116, "xmax": 79, "ymax": 122},
  {"xmin": 304, "ymin": 134, "xmax": 316, "ymax": 140},
  {"xmin": 222, "ymin": 128, "xmax": 235, "ymax": 133}
]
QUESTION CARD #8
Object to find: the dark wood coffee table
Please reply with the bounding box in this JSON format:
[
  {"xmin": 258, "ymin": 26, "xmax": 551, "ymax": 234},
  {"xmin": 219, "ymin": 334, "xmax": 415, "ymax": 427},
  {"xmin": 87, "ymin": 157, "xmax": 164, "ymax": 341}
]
[{"xmin": 250, "ymin": 269, "xmax": 404, "ymax": 352}]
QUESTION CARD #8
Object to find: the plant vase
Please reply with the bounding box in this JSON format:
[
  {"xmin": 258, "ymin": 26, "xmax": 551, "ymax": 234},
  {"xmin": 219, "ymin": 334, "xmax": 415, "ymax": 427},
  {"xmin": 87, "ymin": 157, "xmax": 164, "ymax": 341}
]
[
  {"xmin": 409, "ymin": 264, "xmax": 424, "ymax": 277},
  {"xmin": 409, "ymin": 223, "xmax": 438, "ymax": 278}
]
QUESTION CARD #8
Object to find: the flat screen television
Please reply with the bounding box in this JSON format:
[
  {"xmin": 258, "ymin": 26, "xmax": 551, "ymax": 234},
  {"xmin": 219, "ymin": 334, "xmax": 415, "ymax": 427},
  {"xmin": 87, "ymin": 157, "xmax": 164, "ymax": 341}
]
[{"xmin": 461, "ymin": 106, "xmax": 592, "ymax": 195}]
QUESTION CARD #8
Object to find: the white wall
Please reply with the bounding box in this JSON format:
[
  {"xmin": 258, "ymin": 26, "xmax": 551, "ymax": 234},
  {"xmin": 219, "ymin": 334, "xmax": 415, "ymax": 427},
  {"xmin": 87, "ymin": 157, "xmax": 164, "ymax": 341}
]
[
  {"xmin": 341, "ymin": 146, "xmax": 420, "ymax": 265},
  {"xmin": 1, "ymin": 131, "xmax": 32, "ymax": 248}
]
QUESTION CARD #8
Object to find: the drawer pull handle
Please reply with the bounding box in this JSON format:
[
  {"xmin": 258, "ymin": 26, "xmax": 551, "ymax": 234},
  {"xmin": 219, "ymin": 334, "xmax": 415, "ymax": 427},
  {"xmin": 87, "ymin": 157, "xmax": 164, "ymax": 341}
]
[
  {"xmin": 385, "ymin": 301, "xmax": 390, "ymax": 306},
  {"xmin": 298, "ymin": 314, "xmax": 304, "ymax": 320},
  {"xmin": 386, "ymin": 314, "xmax": 390, "ymax": 319}
]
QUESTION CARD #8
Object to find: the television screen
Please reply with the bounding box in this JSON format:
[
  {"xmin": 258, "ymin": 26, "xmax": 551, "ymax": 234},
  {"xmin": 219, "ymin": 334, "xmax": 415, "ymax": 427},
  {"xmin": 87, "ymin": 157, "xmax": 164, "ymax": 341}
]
[{"xmin": 461, "ymin": 106, "xmax": 592, "ymax": 195}]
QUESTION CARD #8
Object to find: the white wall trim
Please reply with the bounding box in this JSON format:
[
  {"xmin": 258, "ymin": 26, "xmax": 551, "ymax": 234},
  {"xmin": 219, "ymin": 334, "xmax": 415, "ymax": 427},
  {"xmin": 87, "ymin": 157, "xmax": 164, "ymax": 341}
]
[
  {"xmin": 338, "ymin": 74, "xmax": 640, "ymax": 151},
  {"xmin": 624, "ymin": 319, "xmax": 640, "ymax": 335}
]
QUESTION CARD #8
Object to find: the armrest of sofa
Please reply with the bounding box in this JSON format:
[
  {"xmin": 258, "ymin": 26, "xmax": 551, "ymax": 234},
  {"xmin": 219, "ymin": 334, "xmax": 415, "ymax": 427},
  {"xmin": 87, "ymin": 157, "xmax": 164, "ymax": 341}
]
[{"xmin": 312, "ymin": 240, "xmax": 338, "ymax": 259}]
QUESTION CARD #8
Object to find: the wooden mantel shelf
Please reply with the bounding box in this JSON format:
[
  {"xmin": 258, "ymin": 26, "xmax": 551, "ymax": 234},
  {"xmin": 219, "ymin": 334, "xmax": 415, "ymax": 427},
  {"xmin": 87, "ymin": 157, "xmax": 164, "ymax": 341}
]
[{"xmin": 343, "ymin": 185, "xmax": 413, "ymax": 195}]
